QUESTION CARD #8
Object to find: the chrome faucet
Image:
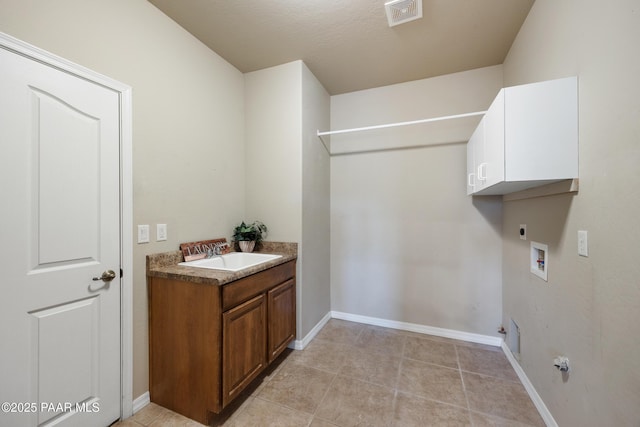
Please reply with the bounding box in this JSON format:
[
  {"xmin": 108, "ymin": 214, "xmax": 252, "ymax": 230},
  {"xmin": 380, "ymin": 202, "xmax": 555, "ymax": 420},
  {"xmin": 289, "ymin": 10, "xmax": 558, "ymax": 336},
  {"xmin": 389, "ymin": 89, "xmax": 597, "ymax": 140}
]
[{"xmin": 206, "ymin": 242, "xmax": 228, "ymax": 258}]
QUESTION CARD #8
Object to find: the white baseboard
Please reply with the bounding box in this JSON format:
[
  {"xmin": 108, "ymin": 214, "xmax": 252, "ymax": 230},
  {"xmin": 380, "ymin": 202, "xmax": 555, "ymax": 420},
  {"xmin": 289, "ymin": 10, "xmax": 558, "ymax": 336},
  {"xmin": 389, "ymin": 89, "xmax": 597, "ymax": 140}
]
[
  {"xmin": 292, "ymin": 311, "xmax": 332, "ymax": 350},
  {"xmin": 501, "ymin": 342, "xmax": 557, "ymax": 427},
  {"xmin": 132, "ymin": 391, "xmax": 150, "ymax": 415},
  {"xmin": 330, "ymin": 311, "xmax": 503, "ymax": 347}
]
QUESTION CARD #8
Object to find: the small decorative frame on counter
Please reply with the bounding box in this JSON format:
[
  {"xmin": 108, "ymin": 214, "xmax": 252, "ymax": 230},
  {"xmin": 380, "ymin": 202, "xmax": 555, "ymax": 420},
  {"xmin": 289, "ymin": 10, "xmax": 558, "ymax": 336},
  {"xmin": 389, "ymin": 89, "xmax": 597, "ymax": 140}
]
[{"xmin": 179, "ymin": 238, "xmax": 231, "ymax": 261}]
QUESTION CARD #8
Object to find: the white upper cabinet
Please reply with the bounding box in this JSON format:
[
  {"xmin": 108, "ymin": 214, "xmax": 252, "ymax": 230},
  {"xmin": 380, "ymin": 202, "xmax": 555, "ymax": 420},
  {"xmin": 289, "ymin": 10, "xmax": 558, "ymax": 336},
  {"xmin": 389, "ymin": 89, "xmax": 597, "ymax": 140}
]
[
  {"xmin": 466, "ymin": 77, "xmax": 578, "ymax": 196},
  {"xmin": 466, "ymin": 119, "xmax": 482, "ymax": 195}
]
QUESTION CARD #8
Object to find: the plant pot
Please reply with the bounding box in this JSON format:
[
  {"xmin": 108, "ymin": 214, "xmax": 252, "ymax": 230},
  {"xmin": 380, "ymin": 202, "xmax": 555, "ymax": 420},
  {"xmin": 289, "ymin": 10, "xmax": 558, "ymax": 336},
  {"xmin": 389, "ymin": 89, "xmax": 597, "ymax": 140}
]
[{"xmin": 238, "ymin": 240, "xmax": 256, "ymax": 253}]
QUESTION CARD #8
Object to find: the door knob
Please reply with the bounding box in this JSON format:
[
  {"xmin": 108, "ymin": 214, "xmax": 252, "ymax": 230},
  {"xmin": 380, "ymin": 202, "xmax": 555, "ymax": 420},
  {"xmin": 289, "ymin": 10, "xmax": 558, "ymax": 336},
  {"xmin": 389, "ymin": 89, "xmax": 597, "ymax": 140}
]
[{"xmin": 93, "ymin": 270, "xmax": 117, "ymax": 283}]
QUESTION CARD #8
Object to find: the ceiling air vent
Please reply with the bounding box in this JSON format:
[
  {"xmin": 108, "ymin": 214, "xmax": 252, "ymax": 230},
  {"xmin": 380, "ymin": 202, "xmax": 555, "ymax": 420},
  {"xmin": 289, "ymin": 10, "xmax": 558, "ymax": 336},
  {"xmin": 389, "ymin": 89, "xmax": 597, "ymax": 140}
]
[{"xmin": 385, "ymin": 0, "xmax": 423, "ymax": 27}]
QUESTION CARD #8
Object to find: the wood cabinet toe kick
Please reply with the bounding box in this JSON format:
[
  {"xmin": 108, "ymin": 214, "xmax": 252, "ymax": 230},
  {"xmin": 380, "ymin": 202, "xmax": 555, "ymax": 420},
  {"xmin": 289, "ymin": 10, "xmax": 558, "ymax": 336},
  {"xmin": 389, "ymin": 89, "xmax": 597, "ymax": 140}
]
[{"xmin": 148, "ymin": 260, "xmax": 296, "ymax": 425}]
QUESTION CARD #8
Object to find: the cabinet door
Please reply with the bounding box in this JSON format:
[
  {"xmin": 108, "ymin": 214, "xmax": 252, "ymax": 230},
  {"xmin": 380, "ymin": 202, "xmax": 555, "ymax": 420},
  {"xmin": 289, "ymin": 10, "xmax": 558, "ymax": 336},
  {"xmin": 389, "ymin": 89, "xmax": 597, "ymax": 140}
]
[
  {"xmin": 482, "ymin": 89, "xmax": 505, "ymax": 188},
  {"xmin": 267, "ymin": 279, "xmax": 296, "ymax": 363},
  {"xmin": 466, "ymin": 124, "xmax": 479, "ymax": 195},
  {"xmin": 222, "ymin": 294, "xmax": 267, "ymax": 407},
  {"xmin": 504, "ymin": 77, "xmax": 578, "ymax": 181},
  {"xmin": 473, "ymin": 119, "xmax": 487, "ymax": 192}
]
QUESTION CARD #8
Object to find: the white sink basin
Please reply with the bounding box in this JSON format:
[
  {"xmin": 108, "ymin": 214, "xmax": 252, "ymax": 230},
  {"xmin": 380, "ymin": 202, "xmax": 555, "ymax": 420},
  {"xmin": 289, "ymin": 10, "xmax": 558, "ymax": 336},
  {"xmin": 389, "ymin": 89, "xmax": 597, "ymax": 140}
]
[{"xmin": 179, "ymin": 252, "xmax": 282, "ymax": 272}]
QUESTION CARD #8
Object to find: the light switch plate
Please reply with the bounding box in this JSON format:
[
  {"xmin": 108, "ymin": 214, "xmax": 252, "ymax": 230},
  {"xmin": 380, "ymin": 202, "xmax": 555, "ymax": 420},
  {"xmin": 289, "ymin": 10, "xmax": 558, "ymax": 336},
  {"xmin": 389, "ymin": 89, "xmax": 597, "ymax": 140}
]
[
  {"xmin": 157, "ymin": 224, "xmax": 167, "ymax": 241},
  {"xmin": 578, "ymin": 230, "xmax": 588, "ymax": 257},
  {"xmin": 137, "ymin": 224, "xmax": 149, "ymax": 243}
]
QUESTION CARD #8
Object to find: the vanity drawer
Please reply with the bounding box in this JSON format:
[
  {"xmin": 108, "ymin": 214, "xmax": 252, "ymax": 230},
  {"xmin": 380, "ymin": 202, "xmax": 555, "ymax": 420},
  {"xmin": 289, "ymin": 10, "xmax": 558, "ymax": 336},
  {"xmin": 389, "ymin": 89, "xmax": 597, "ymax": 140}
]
[{"xmin": 221, "ymin": 260, "xmax": 295, "ymax": 311}]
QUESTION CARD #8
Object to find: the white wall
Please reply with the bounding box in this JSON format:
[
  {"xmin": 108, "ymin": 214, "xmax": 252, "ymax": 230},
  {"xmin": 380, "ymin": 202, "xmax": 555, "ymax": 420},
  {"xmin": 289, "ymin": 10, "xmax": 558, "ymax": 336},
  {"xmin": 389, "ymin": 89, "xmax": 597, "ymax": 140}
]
[
  {"xmin": 330, "ymin": 66, "xmax": 504, "ymax": 336},
  {"xmin": 245, "ymin": 61, "xmax": 331, "ymax": 340},
  {"xmin": 502, "ymin": 0, "xmax": 640, "ymax": 425},
  {"xmin": 0, "ymin": 0, "xmax": 246, "ymax": 400},
  {"xmin": 245, "ymin": 62, "xmax": 302, "ymax": 243},
  {"xmin": 301, "ymin": 63, "xmax": 331, "ymax": 336}
]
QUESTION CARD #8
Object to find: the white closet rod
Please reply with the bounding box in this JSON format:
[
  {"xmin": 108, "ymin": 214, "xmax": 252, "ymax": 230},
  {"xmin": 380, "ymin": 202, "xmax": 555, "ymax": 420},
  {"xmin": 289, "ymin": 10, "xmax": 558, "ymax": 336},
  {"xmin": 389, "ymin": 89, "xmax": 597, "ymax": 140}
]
[{"xmin": 317, "ymin": 110, "xmax": 486, "ymax": 137}]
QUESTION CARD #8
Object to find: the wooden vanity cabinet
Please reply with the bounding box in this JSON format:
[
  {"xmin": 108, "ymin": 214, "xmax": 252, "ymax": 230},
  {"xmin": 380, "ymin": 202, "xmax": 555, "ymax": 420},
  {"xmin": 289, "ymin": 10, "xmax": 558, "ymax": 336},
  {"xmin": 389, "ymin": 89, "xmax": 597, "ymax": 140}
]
[{"xmin": 148, "ymin": 260, "xmax": 296, "ymax": 425}]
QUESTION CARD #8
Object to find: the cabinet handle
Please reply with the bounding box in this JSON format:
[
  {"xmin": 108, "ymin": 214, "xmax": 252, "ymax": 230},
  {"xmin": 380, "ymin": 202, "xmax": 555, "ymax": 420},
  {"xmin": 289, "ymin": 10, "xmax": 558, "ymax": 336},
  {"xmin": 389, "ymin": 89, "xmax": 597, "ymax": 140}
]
[
  {"xmin": 478, "ymin": 163, "xmax": 487, "ymax": 181},
  {"xmin": 468, "ymin": 173, "xmax": 475, "ymax": 187}
]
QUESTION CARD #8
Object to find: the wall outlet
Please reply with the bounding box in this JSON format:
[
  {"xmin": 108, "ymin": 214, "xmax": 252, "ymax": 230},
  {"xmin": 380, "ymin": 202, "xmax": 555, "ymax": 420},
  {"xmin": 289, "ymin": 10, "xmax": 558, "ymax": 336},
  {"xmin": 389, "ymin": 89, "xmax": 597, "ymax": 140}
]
[
  {"xmin": 137, "ymin": 225, "xmax": 150, "ymax": 243},
  {"xmin": 519, "ymin": 224, "xmax": 527, "ymax": 240},
  {"xmin": 157, "ymin": 224, "xmax": 167, "ymax": 241}
]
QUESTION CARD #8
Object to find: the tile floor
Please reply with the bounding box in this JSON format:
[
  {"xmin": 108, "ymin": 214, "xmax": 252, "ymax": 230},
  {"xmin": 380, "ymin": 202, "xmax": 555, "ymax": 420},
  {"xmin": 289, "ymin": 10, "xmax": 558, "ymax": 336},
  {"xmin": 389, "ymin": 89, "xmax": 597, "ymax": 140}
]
[{"xmin": 116, "ymin": 319, "xmax": 545, "ymax": 427}]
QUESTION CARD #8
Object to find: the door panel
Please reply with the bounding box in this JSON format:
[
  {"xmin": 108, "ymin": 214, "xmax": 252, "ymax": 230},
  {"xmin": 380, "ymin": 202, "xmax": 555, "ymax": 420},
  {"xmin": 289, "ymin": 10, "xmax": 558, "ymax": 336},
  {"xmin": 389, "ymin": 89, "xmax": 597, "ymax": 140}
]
[
  {"xmin": 0, "ymin": 44, "xmax": 121, "ymax": 427},
  {"xmin": 30, "ymin": 297, "xmax": 100, "ymax": 425},
  {"xmin": 32, "ymin": 88, "xmax": 100, "ymax": 267}
]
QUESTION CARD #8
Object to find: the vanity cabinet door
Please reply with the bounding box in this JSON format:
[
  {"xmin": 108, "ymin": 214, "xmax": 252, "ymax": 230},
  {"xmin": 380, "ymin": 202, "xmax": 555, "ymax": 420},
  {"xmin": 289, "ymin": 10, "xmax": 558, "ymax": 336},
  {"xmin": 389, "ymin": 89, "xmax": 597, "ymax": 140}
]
[
  {"xmin": 267, "ymin": 279, "xmax": 296, "ymax": 363},
  {"xmin": 222, "ymin": 293, "xmax": 267, "ymax": 407}
]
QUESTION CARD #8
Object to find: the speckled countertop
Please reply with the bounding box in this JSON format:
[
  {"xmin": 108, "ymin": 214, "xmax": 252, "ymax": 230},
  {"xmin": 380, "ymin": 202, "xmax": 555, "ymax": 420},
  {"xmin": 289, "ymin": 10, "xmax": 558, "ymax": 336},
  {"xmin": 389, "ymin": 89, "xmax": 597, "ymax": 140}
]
[{"xmin": 146, "ymin": 241, "xmax": 297, "ymax": 285}]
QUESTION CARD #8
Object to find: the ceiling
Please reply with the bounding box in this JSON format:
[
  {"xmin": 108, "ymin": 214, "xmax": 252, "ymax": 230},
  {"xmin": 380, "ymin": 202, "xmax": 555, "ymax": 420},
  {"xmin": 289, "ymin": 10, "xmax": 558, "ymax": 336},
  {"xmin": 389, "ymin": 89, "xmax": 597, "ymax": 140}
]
[{"xmin": 148, "ymin": 0, "xmax": 535, "ymax": 95}]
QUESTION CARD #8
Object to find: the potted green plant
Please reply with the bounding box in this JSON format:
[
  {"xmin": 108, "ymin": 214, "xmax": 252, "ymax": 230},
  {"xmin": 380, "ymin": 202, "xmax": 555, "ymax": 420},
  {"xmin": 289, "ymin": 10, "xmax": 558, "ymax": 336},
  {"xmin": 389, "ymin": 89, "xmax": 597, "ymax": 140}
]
[{"xmin": 232, "ymin": 221, "xmax": 268, "ymax": 252}]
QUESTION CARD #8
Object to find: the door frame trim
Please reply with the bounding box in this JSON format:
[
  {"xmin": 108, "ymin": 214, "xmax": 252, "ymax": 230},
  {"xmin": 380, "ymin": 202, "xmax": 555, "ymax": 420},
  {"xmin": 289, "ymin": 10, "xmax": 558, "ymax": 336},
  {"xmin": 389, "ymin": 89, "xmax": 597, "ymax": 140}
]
[{"xmin": 0, "ymin": 32, "xmax": 134, "ymax": 420}]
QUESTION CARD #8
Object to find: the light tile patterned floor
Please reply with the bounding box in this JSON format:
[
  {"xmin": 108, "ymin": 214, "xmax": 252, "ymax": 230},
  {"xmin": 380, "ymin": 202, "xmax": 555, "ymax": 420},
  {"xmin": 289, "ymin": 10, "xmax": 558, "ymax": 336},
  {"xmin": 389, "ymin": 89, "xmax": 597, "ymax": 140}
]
[{"xmin": 116, "ymin": 319, "xmax": 544, "ymax": 427}]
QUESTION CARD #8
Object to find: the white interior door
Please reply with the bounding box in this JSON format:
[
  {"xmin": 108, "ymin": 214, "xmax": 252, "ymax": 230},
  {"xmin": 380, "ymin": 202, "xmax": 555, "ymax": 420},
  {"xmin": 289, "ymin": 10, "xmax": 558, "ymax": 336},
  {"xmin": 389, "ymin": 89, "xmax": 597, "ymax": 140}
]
[{"xmin": 0, "ymin": 44, "xmax": 121, "ymax": 427}]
